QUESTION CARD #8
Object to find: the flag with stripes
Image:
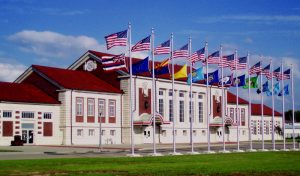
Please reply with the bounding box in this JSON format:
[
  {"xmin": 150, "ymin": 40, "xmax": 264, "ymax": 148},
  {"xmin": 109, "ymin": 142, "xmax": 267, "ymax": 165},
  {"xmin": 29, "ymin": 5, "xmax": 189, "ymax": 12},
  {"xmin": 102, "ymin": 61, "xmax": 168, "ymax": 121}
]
[
  {"xmin": 207, "ymin": 51, "xmax": 220, "ymax": 64},
  {"xmin": 131, "ymin": 35, "xmax": 151, "ymax": 52},
  {"xmin": 154, "ymin": 40, "xmax": 170, "ymax": 55},
  {"xmin": 277, "ymin": 69, "xmax": 290, "ymax": 80},
  {"xmin": 261, "ymin": 64, "xmax": 272, "ymax": 80},
  {"xmin": 173, "ymin": 44, "xmax": 189, "ymax": 58},
  {"xmin": 104, "ymin": 30, "xmax": 127, "ymax": 50},
  {"xmin": 219, "ymin": 54, "xmax": 235, "ymax": 69},
  {"xmin": 234, "ymin": 56, "xmax": 247, "ymax": 70},
  {"xmin": 273, "ymin": 67, "xmax": 281, "ymax": 79},
  {"xmin": 102, "ymin": 54, "xmax": 126, "ymax": 71},
  {"xmin": 188, "ymin": 47, "xmax": 205, "ymax": 63},
  {"xmin": 249, "ymin": 61, "xmax": 262, "ymax": 75}
]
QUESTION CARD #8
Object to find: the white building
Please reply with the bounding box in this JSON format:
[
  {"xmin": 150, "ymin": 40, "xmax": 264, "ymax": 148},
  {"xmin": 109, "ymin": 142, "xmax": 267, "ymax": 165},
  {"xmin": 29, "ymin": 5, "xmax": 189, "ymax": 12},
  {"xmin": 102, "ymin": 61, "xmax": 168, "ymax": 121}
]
[{"xmin": 0, "ymin": 50, "xmax": 284, "ymax": 146}]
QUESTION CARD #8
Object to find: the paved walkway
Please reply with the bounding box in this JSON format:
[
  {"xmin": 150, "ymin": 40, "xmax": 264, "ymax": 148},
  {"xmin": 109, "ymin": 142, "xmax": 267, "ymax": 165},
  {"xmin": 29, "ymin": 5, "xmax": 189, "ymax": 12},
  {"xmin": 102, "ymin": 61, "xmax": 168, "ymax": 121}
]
[{"xmin": 0, "ymin": 142, "xmax": 299, "ymax": 160}]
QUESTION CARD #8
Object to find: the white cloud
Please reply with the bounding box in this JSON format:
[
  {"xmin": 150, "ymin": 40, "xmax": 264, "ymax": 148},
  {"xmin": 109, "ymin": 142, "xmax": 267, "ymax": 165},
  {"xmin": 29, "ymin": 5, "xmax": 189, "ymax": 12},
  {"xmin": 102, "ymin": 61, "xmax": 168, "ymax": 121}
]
[
  {"xmin": 8, "ymin": 30, "xmax": 103, "ymax": 59},
  {"xmin": 244, "ymin": 37, "xmax": 253, "ymax": 44},
  {"xmin": 0, "ymin": 61, "xmax": 26, "ymax": 82}
]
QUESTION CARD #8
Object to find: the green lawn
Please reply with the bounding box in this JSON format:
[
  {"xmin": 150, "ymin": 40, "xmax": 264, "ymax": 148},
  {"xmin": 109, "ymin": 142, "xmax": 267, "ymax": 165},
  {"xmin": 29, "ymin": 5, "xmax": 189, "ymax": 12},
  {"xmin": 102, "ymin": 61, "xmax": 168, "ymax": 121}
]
[
  {"xmin": 0, "ymin": 149, "xmax": 22, "ymax": 152},
  {"xmin": 0, "ymin": 152, "xmax": 300, "ymax": 176}
]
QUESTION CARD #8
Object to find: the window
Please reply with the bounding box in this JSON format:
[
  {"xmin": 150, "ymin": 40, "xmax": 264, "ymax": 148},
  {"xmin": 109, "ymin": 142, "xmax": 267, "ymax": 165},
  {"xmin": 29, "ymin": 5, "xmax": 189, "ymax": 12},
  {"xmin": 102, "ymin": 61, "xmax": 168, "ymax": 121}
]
[
  {"xmin": 183, "ymin": 130, "xmax": 187, "ymax": 136},
  {"xmin": 241, "ymin": 108, "xmax": 245, "ymax": 126},
  {"xmin": 198, "ymin": 94, "xmax": 203, "ymax": 99},
  {"xmin": 179, "ymin": 100, "xmax": 184, "ymax": 122},
  {"xmin": 179, "ymin": 91, "xmax": 184, "ymax": 97},
  {"xmin": 189, "ymin": 101, "xmax": 194, "ymax": 122},
  {"xmin": 89, "ymin": 129, "xmax": 95, "ymax": 136},
  {"xmin": 169, "ymin": 100, "xmax": 173, "ymax": 122},
  {"xmin": 2, "ymin": 111, "xmax": 12, "ymax": 118},
  {"xmin": 168, "ymin": 90, "xmax": 173, "ymax": 96},
  {"xmin": 101, "ymin": 130, "xmax": 105, "ymax": 136},
  {"xmin": 198, "ymin": 102, "xmax": 203, "ymax": 123},
  {"xmin": 98, "ymin": 99, "xmax": 105, "ymax": 117},
  {"xmin": 110, "ymin": 130, "xmax": 116, "ymax": 136},
  {"xmin": 242, "ymin": 130, "xmax": 246, "ymax": 136},
  {"xmin": 162, "ymin": 130, "xmax": 167, "ymax": 137},
  {"xmin": 76, "ymin": 98, "xmax": 83, "ymax": 116},
  {"xmin": 252, "ymin": 120, "xmax": 257, "ymax": 135},
  {"xmin": 230, "ymin": 108, "xmax": 234, "ymax": 120},
  {"xmin": 87, "ymin": 98, "xmax": 95, "ymax": 117},
  {"xmin": 159, "ymin": 99, "xmax": 164, "ymax": 116},
  {"xmin": 266, "ymin": 121, "xmax": 270, "ymax": 135},
  {"xmin": 77, "ymin": 129, "xmax": 83, "ymax": 136},
  {"xmin": 193, "ymin": 130, "xmax": 197, "ymax": 136},
  {"xmin": 108, "ymin": 100, "xmax": 116, "ymax": 117},
  {"xmin": 201, "ymin": 130, "xmax": 206, "ymax": 136},
  {"xmin": 22, "ymin": 112, "xmax": 34, "ymax": 119},
  {"xmin": 43, "ymin": 112, "xmax": 52, "ymax": 119},
  {"xmin": 159, "ymin": 89, "xmax": 164, "ymax": 96}
]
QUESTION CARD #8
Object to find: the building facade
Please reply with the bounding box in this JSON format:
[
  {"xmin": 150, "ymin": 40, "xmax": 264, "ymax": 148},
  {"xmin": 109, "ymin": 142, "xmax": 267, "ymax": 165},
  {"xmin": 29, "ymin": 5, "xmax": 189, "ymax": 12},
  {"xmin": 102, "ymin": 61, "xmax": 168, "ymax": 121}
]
[{"xmin": 0, "ymin": 50, "xmax": 283, "ymax": 146}]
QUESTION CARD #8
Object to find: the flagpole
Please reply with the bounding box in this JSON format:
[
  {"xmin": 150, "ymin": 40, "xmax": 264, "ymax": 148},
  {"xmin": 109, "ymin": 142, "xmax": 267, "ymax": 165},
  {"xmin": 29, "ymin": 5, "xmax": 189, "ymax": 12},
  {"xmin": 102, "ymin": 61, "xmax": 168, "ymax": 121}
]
[
  {"xmin": 151, "ymin": 28, "xmax": 157, "ymax": 155},
  {"xmin": 247, "ymin": 52, "xmax": 253, "ymax": 151},
  {"xmin": 271, "ymin": 59, "xmax": 276, "ymax": 151},
  {"xmin": 220, "ymin": 45, "xmax": 226, "ymax": 152},
  {"xmin": 281, "ymin": 61, "xmax": 286, "ymax": 150},
  {"xmin": 188, "ymin": 37, "xmax": 195, "ymax": 153},
  {"xmin": 170, "ymin": 33, "xmax": 177, "ymax": 155},
  {"xmin": 291, "ymin": 64, "xmax": 296, "ymax": 150},
  {"xmin": 205, "ymin": 42, "xmax": 211, "ymax": 152},
  {"xmin": 234, "ymin": 49, "xmax": 241, "ymax": 151},
  {"xmin": 260, "ymin": 58, "xmax": 265, "ymax": 150},
  {"xmin": 128, "ymin": 23, "xmax": 135, "ymax": 156}
]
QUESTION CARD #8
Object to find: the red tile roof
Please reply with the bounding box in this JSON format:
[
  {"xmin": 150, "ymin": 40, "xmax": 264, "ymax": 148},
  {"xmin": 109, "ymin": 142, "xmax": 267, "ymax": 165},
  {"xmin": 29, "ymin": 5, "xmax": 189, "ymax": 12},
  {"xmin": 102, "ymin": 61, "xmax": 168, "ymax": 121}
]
[
  {"xmin": 227, "ymin": 91, "xmax": 249, "ymax": 104},
  {"xmin": 251, "ymin": 104, "xmax": 282, "ymax": 116},
  {"xmin": 0, "ymin": 82, "xmax": 59, "ymax": 104},
  {"xmin": 32, "ymin": 65, "xmax": 122, "ymax": 94}
]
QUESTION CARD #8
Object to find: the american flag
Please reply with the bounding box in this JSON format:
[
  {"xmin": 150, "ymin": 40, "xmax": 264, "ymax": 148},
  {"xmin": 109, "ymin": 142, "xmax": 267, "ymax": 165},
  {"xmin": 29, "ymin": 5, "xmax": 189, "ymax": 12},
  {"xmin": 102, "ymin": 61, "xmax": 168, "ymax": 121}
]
[
  {"xmin": 261, "ymin": 64, "xmax": 272, "ymax": 79},
  {"xmin": 154, "ymin": 40, "xmax": 170, "ymax": 55},
  {"xmin": 102, "ymin": 54, "xmax": 126, "ymax": 71},
  {"xmin": 277, "ymin": 69, "xmax": 291, "ymax": 80},
  {"xmin": 273, "ymin": 67, "xmax": 281, "ymax": 79},
  {"xmin": 220, "ymin": 54, "xmax": 236, "ymax": 69},
  {"xmin": 207, "ymin": 51, "xmax": 220, "ymax": 64},
  {"xmin": 232, "ymin": 56, "xmax": 247, "ymax": 70},
  {"xmin": 249, "ymin": 61, "xmax": 262, "ymax": 75},
  {"xmin": 188, "ymin": 47, "xmax": 205, "ymax": 63},
  {"xmin": 131, "ymin": 35, "xmax": 151, "ymax": 52},
  {"xmin": 104, "ymin": 30, "xmax": 127, "ymax": 50},
  {"xmin": 173, "ymin": 44, "xmax": 189, "ymax": 58}
]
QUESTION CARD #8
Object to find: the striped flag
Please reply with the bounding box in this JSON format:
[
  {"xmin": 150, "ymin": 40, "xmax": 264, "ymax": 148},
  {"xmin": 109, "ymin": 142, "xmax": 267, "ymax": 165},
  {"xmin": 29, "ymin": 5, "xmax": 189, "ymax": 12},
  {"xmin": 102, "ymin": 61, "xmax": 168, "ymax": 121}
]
[
  {"xmin": 173, "ymin": 44, "xmax": 189, "ymax": 58},
  {"xmin": 234, "ymin": 56, "xmax": 247, "ymax": 70},
  {"xmin": 249, "ymin": 61, "xmax": 262, "ymax": 75},
  {"xmin": 219, "ymin": 54, "xmax": 235, "ymax": 69},
  {"xmin": 102, "ymin": 54, "xmax": 126, "ymax": 71},
  {"xmin": 131, "ymin": 35, "xmax": 151, "ymax": 52},
  {"xmin": 188, "ymin": 47, "xmax": 205, "ymax": 63},
  {"xmin": 207, "ymin": 51, "xmax": 220, "ymax": 64},
  {"xmin": 104, "ymin": 30, "xmax": 127, "ymax": 50},
  {"xmin": 273, "ymin": 67, "xmax": 281, "ymax": 79},
  {"xmin": 261, "ymin": 64, "xmax": 272, "ymax": 80},
  {"xmin": 154, "ymin": 40, "xmax": 170, "ymax": 55},
  {"xmin": 277, "ymin": 69, "xmax": 291, "ymax": 80}
]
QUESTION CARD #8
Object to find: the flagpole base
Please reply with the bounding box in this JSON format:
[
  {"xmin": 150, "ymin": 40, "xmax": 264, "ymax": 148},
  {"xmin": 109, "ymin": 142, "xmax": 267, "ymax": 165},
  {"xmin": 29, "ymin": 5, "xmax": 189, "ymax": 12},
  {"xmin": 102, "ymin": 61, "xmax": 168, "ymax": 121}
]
[
  {"xmin": 271, "ymin": 149, "xmax": 279, "ymax": 152},
  {"xmin": 247, "ymin": 149, "xmax": 257, "ymax": 152},
  {"xmin": 291, "ymin": 148, "xmax": 299, "ymax": 151},
  {"xmin": 169, "ymin": 152, "xmax": 182, "ymax": 156},
  {"xmin": 218, "ymin": 150, "xmax": 230, "ymax": 153},
  {"xmin": 232, "ymin": 149, "xmax": 244, "ymax": 153},
  {"xmin": 186, "ymin": 151, "xmax": 199, "ymax": 155},
  {"xmin": 148, "ymin": 153, "xmax": 163, "ymax": 157},
  {"xmin": 203, "ymin": 151, "xmax": 216, "ymax": 154},
  {"xmin": 280, "ymin": 149, "xmax": 290, "ymax": 151},
  {"xmin": 126, "ymin": 154, "xmax": 142, "ymax": 157},
  {"xmin": 257, "ymin": 149, "xmax": 269, "ymax": 152}
]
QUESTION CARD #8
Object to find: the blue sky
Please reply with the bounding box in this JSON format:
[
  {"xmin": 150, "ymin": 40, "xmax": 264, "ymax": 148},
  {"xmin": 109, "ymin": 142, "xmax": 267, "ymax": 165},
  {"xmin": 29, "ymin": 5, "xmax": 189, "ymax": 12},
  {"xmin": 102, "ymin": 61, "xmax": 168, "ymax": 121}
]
[{"xmin": 0, "ymin": 0, "xmax": 299, "ymax": 112}]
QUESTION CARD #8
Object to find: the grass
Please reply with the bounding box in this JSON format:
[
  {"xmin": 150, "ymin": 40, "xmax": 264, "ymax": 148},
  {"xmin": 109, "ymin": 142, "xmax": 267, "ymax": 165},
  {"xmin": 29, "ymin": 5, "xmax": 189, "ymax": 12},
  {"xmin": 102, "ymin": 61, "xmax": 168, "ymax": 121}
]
[
  {"xmin": 0, "ymin": 149, "xmax": 22, "ymax": 152},
  {"xmin": 0, "ymin": 151, "xmax": 300, "ymax": 175}
]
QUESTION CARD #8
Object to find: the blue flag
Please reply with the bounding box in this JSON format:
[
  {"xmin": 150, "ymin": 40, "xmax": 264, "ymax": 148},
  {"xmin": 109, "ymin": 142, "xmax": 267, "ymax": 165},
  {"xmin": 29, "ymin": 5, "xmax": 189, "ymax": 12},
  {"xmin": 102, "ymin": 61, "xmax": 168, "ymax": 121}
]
[
  {"xmin": 187, "ymin": 67, "xmax": 204, "ymax": 84},
  {"xmin": 232, "ymin": 74, "xmax": 246, "ymax": 87},
  {"xmin": 262, "ymin": 81, "xmax": 270, "ymax": 92},
  {"xmin": 273, "ymin": 82, "xmax": 280, "ymax": 95},
  {"xmin": 154, "ymin": 65, "xmax": 169, "ymax": 75},
  {"xmin": 278, "ymin": 84, "xmax": 289, "ymax": 96},
  {"xmin": 132, "ymin": 57, "xmax": 149, "ymax": 75},
  {"xmin": 204, "ymin": 70, "xmax": 219, "ymax": 85}
]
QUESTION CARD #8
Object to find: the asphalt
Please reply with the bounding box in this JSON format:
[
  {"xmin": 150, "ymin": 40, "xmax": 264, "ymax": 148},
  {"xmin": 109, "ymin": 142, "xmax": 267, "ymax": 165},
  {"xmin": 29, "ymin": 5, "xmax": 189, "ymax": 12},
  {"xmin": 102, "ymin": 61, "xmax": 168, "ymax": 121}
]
[{"xmin": 0, "ymin": 141, "xmax": 299, "ymax": 160}]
